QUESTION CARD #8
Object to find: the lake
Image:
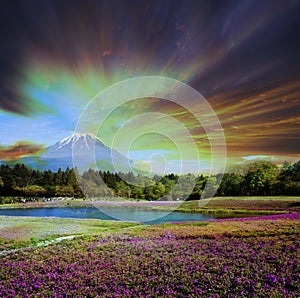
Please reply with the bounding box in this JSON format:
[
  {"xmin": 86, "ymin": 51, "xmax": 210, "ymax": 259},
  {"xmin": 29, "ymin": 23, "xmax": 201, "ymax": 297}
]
[{"xmin": 0, "ymin": 206, "xmax": 217, "ymax": 224}]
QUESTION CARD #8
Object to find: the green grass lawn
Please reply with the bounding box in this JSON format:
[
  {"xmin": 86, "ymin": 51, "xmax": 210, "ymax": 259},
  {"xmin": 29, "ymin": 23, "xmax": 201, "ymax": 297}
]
[{"xmin": 0, "ymin": 216, "xmax": 140, "ymax": 251}]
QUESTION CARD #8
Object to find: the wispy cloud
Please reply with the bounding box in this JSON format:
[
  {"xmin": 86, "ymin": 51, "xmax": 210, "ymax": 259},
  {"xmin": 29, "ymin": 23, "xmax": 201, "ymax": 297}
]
[{"xmin": 0, "ymin": 142, "xmax": 45, "ymax": 161}]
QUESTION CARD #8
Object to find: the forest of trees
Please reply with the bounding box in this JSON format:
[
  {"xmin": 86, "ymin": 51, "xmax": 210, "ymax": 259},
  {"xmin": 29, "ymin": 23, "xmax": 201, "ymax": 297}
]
[{"xmin": 0, "ymin": 160, "xmax": 299, "ymax": 203}]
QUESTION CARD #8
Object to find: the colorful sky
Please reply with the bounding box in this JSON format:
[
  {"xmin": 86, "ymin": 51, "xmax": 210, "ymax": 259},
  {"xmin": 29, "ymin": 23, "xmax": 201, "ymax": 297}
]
[{"xmin": 0, "ymin": 0, "xmax": 299, "ymax": 172}]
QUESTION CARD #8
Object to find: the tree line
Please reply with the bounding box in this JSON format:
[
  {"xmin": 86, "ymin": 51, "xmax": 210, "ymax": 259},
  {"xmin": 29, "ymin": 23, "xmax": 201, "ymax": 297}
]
[{"xmin": 0, "ymin": 160, "xmax": 299, "ymax": 203}]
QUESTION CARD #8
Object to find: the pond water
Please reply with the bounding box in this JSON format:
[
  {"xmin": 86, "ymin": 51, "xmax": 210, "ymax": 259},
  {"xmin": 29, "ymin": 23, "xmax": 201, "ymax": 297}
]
[{"xmin": 0, "ymin": 206, "xmax": 217, "ymax": 224}]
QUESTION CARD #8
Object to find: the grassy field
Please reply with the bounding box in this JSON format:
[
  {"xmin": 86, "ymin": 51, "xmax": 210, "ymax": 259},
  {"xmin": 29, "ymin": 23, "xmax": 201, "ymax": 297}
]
[
  {"xmin": 0, "ymin": 197, "xmax": 299, "ymax": 296},
  {"xmin": 0, "ymin": 212, "xmax": 299, "ymax": 297},
  {"xmin": 1, "ymin": 196, "xmax": 299, "ymax": 251},
  {"xmin": 0, "ymin": 217, "xmax": 139, "ymax": 251}
]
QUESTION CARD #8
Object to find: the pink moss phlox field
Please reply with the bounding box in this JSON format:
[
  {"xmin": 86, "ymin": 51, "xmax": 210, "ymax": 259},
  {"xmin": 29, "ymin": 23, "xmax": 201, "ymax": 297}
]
[
  {"xmin": 0, "ymin": 221, "xmax": 299, "ymax": 297},
  {"xmin": 211, "ymin": 212, "xmax": 300, "ymax": 222},
  {"xmin": 210, "ymin": 212, "xmax": 300, "ymax": 222},
  {"xmin": 168, "ymin": 212, "xmax": 300, "ymax": 225}
]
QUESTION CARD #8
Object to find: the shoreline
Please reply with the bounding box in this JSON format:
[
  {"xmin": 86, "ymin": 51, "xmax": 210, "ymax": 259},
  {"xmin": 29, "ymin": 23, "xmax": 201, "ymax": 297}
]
[
  {"xmin": 0, "ymin": 201, "xmax": 291, "ymax": 216},
  {"xmin": 1, "ymin": 197, "xmax": 299, "ymax": 216}
]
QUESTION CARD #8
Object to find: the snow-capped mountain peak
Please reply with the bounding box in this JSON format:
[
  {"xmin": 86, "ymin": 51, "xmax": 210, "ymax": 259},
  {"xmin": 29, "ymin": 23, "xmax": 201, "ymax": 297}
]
[
  {"xmin": 59, "ymin": 132, "xmax": 98, "ymax": 143},
  {"xmin": 35, "ymin": 133, "xmax": 132, "ymax": 172},
  {"xmin": 4, "ymin": 133, "xmax": 132, "ymax": 172},
  {"xmin": 51, "ymin": 132, "xmax": 106, "ymax": 151}
]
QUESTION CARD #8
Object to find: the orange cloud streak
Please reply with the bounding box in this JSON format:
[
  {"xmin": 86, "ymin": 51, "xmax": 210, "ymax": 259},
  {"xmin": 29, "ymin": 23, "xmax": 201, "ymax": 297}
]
[{"xmin": 0, "ymin": 142, "xmax": 45, "ymax": 161}]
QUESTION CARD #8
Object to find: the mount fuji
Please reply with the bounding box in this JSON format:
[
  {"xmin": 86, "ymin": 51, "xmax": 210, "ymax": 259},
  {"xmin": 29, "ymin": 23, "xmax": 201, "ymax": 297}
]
[{"xmin": 20, "ymin": 133, "xmax": 133, "ymax": 172}]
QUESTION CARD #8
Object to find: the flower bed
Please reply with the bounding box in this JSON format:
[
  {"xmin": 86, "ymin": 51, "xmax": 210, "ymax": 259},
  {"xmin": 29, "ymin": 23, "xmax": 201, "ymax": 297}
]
[{"xmin": 1, "ymin": 219, "xmax": 299, "ymax": 297}]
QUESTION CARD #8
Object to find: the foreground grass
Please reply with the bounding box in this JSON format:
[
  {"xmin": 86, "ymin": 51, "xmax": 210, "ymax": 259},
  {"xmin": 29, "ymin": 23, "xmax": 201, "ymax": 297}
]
[
  {"xmin": 0, "ymin": 214, "xmax": 299, "ymax": 297},
  {"xmin": 0, "ymin": 216, "xmax": 140, "ymax": 251}
]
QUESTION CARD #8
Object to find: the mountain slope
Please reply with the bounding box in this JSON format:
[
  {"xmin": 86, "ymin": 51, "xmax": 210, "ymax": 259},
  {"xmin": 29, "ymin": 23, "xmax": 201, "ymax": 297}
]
[{"xmin": 20, "ymin": 133, "xmax": 133, "ymax": 172}]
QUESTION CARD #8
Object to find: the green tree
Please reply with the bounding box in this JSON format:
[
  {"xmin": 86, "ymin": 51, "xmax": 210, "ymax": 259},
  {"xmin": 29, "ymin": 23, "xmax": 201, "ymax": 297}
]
[
  {"xmin": 55, "ymin": 168, "xmax": 64, "ymax": 185},
  {"xmin": 217, "ymin": 173, "xmax": 244, "ymax": 196},
  {"xmin": 243, "ymin": 161, "xmax": 279, "ymax": 195},
  {"xmin": 154, "ymin": 182, "xmax": 166, "ymax": 199},
  {"xmin": 23, "ymin": 185, "xmax": 46, "ymax": 197},
  {"xmin": 42, "ymin": 170, "xmax": 54, "ymax": 186},
  {"xmin": 202, "ymin": 177, "xmax": 218, "ymax": 198},
  {"xmin": 55, "ymin": 185, "xmax": 74, "ymax": 197},
  {"xmin": 115, "ymin": 181, "xmax": 131, "ymax": 198}
]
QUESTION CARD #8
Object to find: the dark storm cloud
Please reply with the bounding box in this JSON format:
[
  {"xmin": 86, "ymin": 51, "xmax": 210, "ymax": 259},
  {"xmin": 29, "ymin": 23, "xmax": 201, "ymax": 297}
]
[{"xmin": 1, "ymin": 0, "xmax": 300, "ymax": 115}]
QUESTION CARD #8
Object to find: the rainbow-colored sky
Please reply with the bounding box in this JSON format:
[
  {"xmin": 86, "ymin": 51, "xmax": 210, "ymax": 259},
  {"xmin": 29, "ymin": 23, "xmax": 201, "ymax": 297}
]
[{"xmin": 0, "ymin": 0, "xmax": 299, "ymax": 172}]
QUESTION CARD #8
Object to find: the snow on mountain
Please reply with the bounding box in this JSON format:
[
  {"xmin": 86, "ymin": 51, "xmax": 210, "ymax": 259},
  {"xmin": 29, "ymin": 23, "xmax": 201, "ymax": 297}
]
[
  {"xmin": 17, "ymin": 133, "xmax": 133, "ymax": 172},
  {"xmin": 52, "ymin": 133, "xmax": 104, "ymax": 150},
  {"xmin": 46, "ymin": 133, "xmax": 107, "ymax": 157}
]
